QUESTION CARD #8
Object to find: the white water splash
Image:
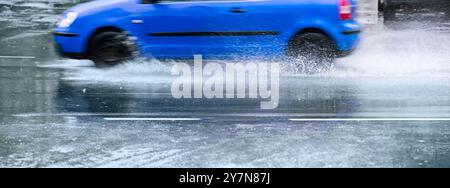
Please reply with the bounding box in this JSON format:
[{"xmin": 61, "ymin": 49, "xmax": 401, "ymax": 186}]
[
  {"xmin": 42, "ymin": 23, "xmax": 450, "ymax": 82},
  {"xmin": 42, "ymin": 58, "xmax": 175, "ymax": 84},
  {"xmin": 332, "ymin": 25, "xmax": 450, "ymax": 78}
]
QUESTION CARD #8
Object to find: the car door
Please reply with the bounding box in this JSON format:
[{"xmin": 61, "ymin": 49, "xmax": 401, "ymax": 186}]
[{"xmin": 133, "ymin": 0, "xmax": 289, "ymax": 58}]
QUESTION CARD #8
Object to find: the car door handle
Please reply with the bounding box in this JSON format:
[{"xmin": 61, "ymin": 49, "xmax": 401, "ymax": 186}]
[
  {"xmin": 131, "ymin": 19, "xmax": 144, "ymax": 24},
  {"xmin": 230, "ymin": 8, "xmax": 247, "ymax": 13}
]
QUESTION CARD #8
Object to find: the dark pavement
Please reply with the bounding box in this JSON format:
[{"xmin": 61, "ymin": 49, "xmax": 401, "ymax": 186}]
[{"xmin": 1, "ymin": 1, "xmax": 450, "ymax": 167}]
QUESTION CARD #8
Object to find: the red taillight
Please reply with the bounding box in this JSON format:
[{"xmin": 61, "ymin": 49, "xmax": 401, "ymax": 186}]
[{"xmin": 339, "ymin": 0, "xmax": 353, "ymax": 20}]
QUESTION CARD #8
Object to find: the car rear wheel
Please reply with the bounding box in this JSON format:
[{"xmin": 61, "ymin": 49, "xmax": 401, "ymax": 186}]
[
  {"xmin": 287, "ymin": 32, "xmax": 337, "ymax": 73},
  {"xmin": 88, "ymin": 31, "xmax": 136, "ymax": 68}
]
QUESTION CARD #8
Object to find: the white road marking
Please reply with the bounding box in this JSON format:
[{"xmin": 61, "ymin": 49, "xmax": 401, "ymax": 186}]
[
  {"xmin": 104, "ymin": 118, "xmax": 202, "ymax": 121},
  {"xmin": 14, "ymin": 113, "xmax": 176, "ymax": 117},
  {"xmin": 13, "ymin": 113, "xmax": 450, "ymax": 122},
  {"xmin": 289, "ymin": 118, "xmax": 450, "ymax": 122},
  {"xmin": 0, "ymin": 56, "xmax": 35, "ymax": 59}
]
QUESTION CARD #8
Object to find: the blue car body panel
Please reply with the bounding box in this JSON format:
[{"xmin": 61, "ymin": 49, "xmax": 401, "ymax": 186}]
[{"xmin": 54, "ymin": 0, "xmax": 362, "ymax": 59}]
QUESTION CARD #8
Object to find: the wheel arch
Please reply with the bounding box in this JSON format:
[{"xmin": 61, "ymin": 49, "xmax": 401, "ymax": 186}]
[
  {"xmin": 286, "ymin": 27, "xmax": 337, "ymax": 55},
  {"xmin": 85, "ymin": 26, "xmax": 126, "ymax": 56}
]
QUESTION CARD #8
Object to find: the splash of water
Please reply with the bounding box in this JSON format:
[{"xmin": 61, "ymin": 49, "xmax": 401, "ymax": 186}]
[
  {"xmin": 42, "ymin": 58, "xmax": 174, "ymax": 84},
  {"xmin": 43, "ymin": 22, "xmax": 450, "ymax": 83},
  {"xmin": 332, "ymin": 24, "xmax": 450, "ymax": 77}
]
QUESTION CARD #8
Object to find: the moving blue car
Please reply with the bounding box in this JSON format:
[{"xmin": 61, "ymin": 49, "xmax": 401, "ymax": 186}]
[{"xmin": 54, "ymin": 0, "xmax": 361, "ymax": 68}]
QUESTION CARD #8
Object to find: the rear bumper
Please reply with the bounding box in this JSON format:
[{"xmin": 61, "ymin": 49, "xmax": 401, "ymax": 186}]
[
  {"xmin": 342, "ymin": 30, "xmax": 361, "ymax": 35},
  {"xmin": 335, "ymin": 29, "xmax": 361, "ymax": 57},
  {"xmin": 334, "ymin": 20, "xmax": 362, "ymax": 54},
  {"xmin": 336, "ymin": 48, "xmax": 355, "ymax": 58}
]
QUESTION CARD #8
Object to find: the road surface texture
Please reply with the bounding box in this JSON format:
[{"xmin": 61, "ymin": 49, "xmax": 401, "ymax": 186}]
[{"xmin": 1, "ymin": 1, "xmax": 450, "ymax": 167}]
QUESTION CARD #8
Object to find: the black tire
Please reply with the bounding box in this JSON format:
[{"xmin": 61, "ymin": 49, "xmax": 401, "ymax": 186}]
[
  {"xmin": 88, "ymin": 31, "xmax": 136, "ymax": 68},
  {"xmin": 287, "ymin": 32, "xmax": 337, "ymax": 73}
]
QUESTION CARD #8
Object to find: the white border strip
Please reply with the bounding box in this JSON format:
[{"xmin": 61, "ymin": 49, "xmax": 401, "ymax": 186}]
[
  {"xmin": 290, "ymin": 118, "xmax": 450, "ymax": 122},
  {"xmin": 104, "ymin": 118, "xmax": 202, "ymax": 121},
  {"xmin": 0, "ymin": 56, "xmax": 35, "ymax": 59}
]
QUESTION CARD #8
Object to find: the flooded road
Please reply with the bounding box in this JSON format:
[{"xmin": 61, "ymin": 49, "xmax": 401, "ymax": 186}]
[{"xmin": 1, "ymin": 1, "xmax": 450, "ymax": 167}]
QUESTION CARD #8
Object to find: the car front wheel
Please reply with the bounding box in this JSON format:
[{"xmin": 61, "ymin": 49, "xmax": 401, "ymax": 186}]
[{"xmin": 88, "ymin": 31, "xmax": 136, "ymax": 68}]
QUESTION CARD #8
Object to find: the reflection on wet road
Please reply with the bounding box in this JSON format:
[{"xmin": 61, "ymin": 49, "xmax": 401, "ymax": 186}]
[
  {"xmin": 1, "ymin": 1, "xmax": 450, "ymax": 167},
  {"xmin": 2, "ymin": 56, "xmax": 450, "ymax": 167}
]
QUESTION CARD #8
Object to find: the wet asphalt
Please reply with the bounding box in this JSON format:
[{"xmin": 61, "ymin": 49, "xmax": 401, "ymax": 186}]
[{"xmin": 1, "ymin": 1, "xmax": 450, "ymax": 167}]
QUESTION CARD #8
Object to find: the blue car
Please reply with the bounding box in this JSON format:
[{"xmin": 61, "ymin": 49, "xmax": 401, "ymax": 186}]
[{"xmin": 54, "ymin": 0, "xmax": 361, "ymax": 67}]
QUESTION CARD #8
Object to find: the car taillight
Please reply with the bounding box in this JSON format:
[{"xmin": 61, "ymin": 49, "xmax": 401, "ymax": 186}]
[{"xmin": 339, "ymin": 0, "xmax": 353, "ymax": 20}]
